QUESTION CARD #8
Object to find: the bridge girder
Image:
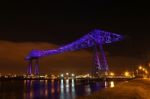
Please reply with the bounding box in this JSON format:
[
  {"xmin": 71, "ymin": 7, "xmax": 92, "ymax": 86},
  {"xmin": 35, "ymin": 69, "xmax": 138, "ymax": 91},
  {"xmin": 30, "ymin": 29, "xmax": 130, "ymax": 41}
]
[
  {"xmin": 26, "ymin": 29, "xmax": 123, "ymax": 75},
  {"xmin": 26, "ymin": 29, "xmax": 123, "ymax": 59}
]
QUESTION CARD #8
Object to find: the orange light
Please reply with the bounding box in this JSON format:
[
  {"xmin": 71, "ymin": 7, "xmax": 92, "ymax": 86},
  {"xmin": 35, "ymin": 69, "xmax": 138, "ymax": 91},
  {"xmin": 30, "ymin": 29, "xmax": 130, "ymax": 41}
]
[
  {"xmin": 124, "ymin": 71, "xmax": 130, "ymax": 77},
  {"xmin": 109, "ymin": 72, "xmax": 115, "ymax": 76},
  {"xmin": 142, "ymin": 68, "xmax": 146, "ymax": 71},
  {"xmin": 138, "ymin": 66, "xmax": 142, "ymax": 70},
  {"xmin": 145, "ymin": 70, "xmax": 148, "ymax": 74}
]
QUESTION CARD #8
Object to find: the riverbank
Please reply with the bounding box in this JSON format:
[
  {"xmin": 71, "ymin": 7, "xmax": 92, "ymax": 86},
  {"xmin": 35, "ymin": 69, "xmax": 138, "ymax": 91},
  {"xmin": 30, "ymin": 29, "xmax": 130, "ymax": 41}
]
[{"xmin": 77, "ymin": 78, "xmax": 150, "ymax": 99}]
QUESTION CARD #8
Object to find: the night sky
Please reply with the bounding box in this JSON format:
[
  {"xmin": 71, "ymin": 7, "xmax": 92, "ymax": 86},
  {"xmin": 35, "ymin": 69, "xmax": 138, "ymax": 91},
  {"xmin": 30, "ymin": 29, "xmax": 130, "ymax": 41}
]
[{"xmin": 0, "ymin": 1, "xmax": 150, "ymax": 74}]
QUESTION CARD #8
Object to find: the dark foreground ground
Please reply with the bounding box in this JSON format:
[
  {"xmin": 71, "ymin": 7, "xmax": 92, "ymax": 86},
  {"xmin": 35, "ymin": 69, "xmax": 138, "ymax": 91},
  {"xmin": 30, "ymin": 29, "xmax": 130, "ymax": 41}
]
[{"xmin": 78, "ymin": 78, "xmax": 150, "ymax": 99}]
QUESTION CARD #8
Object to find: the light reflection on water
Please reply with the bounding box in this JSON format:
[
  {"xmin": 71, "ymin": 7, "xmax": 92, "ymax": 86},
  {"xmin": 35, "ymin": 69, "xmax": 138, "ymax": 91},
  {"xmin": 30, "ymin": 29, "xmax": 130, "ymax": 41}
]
[
  {"xmin": 110, "ymin": 81, "xmax": 115, "ymax": 88},
  {"xmin": 0, "ymin": 79, "xmax": 115, "ymax": 99}
]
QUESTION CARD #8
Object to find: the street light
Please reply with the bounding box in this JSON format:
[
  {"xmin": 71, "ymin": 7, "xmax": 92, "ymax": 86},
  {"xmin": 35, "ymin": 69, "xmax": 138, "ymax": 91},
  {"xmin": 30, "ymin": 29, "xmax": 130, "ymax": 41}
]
[
  {"xmin": 60, "ymin": 74, "xmax": 64, "ymax": 77},
  {"xmin": 71, "ymin": 73, "xmax": 75, "ymax": 77},
  {"xmin": 124, "ymin": 71, "xmax": 130, "ymax": 77},
  {"xmin": 109, "ymin": 72, "xmax": 115, "ymax": 76},
  {"xmin": 142, "ymin": 68, "xmax": 146, "ymax": 71},
  {"xmin": 138, "ymin": 66, "xmax": 142, "ymax": 70},
  {"xmin": 66, "ymin": 73, "xmax": 69, "ymax": 76}
]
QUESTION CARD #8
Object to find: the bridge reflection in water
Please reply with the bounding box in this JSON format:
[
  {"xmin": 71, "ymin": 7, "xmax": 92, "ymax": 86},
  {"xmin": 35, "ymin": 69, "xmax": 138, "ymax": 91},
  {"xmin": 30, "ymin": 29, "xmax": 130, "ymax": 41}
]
[{"xmin": 23, "ymin": 79, "xmax": 115, "ymax": 99}]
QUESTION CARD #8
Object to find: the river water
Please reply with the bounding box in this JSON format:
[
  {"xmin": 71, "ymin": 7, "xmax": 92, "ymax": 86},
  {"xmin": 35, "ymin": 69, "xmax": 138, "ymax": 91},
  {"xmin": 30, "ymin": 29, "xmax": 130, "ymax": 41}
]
[{"xmin": 0, "ymin": 79, "xmax": 115, "ymax": 99}]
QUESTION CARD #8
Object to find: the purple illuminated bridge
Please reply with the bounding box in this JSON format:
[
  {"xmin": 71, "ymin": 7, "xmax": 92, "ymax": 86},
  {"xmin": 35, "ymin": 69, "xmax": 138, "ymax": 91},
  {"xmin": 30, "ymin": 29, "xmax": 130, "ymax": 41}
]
[{"xmin": 25, "ymin": 29, "xmax": 123, "ymax": 76}]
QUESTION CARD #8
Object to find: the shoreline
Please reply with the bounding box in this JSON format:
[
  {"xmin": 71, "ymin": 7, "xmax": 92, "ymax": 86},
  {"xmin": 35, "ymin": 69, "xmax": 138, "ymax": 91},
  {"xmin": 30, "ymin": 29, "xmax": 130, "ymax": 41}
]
[{"xmin": 77, "ymin": 78, "xmax": 150, "ymax": 99}]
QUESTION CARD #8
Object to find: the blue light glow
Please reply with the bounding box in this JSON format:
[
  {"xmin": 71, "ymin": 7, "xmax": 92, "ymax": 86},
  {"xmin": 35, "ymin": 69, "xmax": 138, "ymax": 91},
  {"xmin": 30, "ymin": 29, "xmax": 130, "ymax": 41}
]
[
  {"xmin": 26, "ymin": 29, "xmax": 123, "ymax": 59},
  {"xmin": 26, "ymin": 29, "xmax": 123, "ymax": 75}
]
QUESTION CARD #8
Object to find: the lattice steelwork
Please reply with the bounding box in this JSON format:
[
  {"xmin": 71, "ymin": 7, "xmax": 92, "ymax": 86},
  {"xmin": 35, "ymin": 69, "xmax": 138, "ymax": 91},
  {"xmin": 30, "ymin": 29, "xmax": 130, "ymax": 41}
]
[{"xmin": 26, "ymin": 29, "xmax": 123, "ymax": 75}]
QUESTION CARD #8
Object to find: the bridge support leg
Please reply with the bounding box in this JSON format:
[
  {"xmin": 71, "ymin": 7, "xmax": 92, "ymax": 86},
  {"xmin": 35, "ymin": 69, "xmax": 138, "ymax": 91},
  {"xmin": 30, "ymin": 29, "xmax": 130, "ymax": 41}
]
[
  {"xmin": 27, "ymin": 60, "xmax": 32, "ymax": 75},
  {"xmin": 34, "ymin": 59, "xmax": 39, "ymax": 75},
  {"xmin": 92, "ymin": 45, "xmax": 101, "ymax": 77},
  {"xmin": 92, "ymin": 42, "xmax": 109, "ymax": 77},
  {"xmin": 99, "ymin": 44, "xmax": 109, "ymax": 72},
  {"xmin": 98, "ymin": 42, "xmax": 109, "ymax": 76}
]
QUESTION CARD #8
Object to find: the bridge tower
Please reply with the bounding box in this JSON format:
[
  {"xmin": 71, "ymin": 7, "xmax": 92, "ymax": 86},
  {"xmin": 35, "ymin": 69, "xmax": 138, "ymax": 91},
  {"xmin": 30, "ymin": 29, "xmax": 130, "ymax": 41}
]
[
  {"xmin": 92, "ymin": 42, "xmax": 108, "ymax": 77},
  {"xmin": 27, "ymin": 58, "xmax": 39, "ymax": 75}
]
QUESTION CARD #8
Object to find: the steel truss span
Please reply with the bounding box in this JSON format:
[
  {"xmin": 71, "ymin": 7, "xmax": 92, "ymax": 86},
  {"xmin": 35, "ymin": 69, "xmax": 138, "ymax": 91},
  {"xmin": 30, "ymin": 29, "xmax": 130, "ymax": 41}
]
[{"xmin": 26, "ymin": 29, "xmax": 123, "ymax": 76}]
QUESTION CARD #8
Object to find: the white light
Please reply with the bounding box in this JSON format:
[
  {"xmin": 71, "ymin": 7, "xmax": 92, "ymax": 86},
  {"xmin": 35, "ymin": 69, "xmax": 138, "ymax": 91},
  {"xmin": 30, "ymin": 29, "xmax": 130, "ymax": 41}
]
[
  {"xmin": 110, "ymin": 81, "xmax": 115, "ymax": 88},
  {"xmin": 71, "ymin": 73, "xmax": 75, "ymax": 77},
  {"xmin": 60, "ymin": 74, "xmax": 64, "ymax": 77},
  {"xmin": 66, "ymin": 73, "xmax": 69, "ymax": 75}
]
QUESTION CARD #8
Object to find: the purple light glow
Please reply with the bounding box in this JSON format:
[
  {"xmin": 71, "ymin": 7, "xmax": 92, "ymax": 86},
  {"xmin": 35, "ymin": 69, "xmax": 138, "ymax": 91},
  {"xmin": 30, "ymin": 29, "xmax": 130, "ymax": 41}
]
[
  {"xmin": 26, "ymin": 29, "xmax": 123, "ymax": 59},
  {"xmin": 26, "ymin": 29, "xmax": 123, "ymax": 75}
]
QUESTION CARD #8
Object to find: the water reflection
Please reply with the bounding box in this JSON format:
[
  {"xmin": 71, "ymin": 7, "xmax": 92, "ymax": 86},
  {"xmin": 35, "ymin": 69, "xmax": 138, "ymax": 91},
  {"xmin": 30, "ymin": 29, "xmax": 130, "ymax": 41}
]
[
  {"xmin": 105, "ymin": 81, "xmax": 108, "ymax": 88},
  {"xmin": 25, "ymin": 80, "xmax": 33, "ymax": 99},
  {"xmin": 71, "ymin": 79, "xmax": 75, "ymax": 99},
  {"xmin": 0, "ymin": 79, "xmax": 116, "ymax": 99},
  {"xmin": 84, "ymin": 85, "xmax": 91, "ymax": 95},
  {"xmin": 60, "ymin": 79, "xmax": 76, "ymax": 99},
  {"xmin": 44, "ymin": 80, "xmax": 48, "ymax": 97},
  {"xmin": 60, "ymin": 79, "xmax": 64, "ymax": 99},
  {"xmin": 110, "ymin": 81, "xmax": 115, "ymax": 88},
  {"xmin": 51, "ymin": 79, "xmax": 55, "ymax": 94},
  {"xmin": 65, "ymin": 79, "xmax": 69, "ymax": 92}
]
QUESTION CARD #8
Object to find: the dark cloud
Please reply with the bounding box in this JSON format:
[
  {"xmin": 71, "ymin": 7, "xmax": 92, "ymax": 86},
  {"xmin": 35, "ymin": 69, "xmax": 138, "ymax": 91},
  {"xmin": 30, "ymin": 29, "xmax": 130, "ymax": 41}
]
[{"xmin": 0, "ymin": 41, "xmax": 148, "ymax": 74}]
